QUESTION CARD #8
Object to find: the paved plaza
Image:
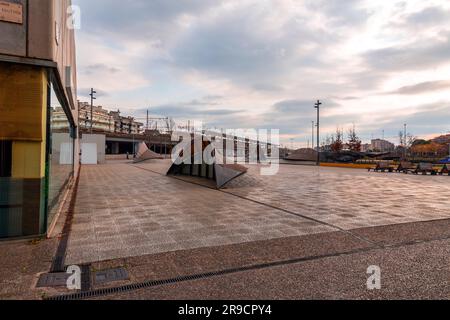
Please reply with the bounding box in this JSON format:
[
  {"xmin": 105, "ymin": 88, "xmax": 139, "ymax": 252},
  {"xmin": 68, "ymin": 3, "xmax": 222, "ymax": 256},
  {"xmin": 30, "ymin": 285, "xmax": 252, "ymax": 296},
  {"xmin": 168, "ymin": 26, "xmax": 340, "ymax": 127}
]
[
  {"xmin": 225, "ymin": 164, "xmax": 450, "ymax": 229},
  {"xmin": 66, "ymin": 161, "xmax": 450, "ymax": 265}
]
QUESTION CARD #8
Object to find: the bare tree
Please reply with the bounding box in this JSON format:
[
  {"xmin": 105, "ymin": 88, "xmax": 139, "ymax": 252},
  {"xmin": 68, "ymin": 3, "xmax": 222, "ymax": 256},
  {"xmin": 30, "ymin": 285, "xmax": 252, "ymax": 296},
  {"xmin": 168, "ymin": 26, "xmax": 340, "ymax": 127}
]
[
  {"xmin": 348, "ymin": 125, "xmax": 362, "ymax": 152},
  {"xmin": 399, "ymin": 131, "xmax": 417, "ymax": 148},
  {"xmin": 330, "ymin": 127, "xmax": 344, "ymax": 153},
  {"xmin": 406, "ymin": 134, "xmax": 417, "ymax": 148}
]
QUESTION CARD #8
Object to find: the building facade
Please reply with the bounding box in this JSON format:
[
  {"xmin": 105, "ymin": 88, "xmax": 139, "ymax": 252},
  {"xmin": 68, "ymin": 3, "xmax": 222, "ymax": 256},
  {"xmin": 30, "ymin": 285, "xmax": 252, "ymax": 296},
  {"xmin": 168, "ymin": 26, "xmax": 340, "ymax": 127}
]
[
  {"xmin": 370, "ymin": 139, "xmax": 395, "ymax": 152},
  {"xmin": 0, "ymin": 0, "xmax": 78, "ymax": 239},
  {"xmin": 56, "ymin": 102, "xmax": 146, "ymax": 157},
  {"xmin": 78, "ymin": 102, "xmax": 115, "ymax": 132},
  {"xmin": 361, "ymin": 143, "xmax": 371, "ymax": 153},
  {"xmin": 56, "ymin": 102, "xmax": 144, "ymax": 135},
  {"xmin": 109, "ymin": 110, "xmax": 143, "ymax": 135}
]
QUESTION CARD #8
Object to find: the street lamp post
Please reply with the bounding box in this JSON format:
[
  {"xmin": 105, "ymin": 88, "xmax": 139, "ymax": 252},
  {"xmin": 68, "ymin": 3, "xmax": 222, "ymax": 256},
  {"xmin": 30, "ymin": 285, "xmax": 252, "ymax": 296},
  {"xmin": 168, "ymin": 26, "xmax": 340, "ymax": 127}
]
[
  {"xmin": 89, "ymin": 88, "xmax": 97, "ymax": 134},
  {"xmin": 404, "ymin": 123, "xmax": 407, "ymax": 159},
  {"xmin": 133, "ymin": 133, "xmax": 135, "ymax": 158},
  {"xmin": 314, "ymin": 100, "xmax": 322, "ymax": 166}
]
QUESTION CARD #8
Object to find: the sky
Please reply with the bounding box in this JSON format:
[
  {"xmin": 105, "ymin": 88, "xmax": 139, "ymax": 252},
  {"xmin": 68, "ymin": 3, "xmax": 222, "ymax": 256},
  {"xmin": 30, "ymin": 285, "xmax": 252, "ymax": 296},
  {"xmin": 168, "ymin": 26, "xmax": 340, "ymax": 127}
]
[{"xmin": 73, "ymin": 0, "xmax": 450, "ymax": 147}]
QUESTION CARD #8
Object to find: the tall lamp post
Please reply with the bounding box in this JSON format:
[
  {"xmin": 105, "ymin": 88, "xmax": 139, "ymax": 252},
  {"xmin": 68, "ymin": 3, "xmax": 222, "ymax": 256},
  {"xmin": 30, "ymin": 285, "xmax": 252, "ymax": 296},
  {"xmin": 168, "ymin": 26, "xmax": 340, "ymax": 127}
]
[
  {"xmin": 314, "ymin": 100, "xmax": 322, "ymax": 166},
  {"xmin": 404, "ymin": 123, "xmax": 407, "ymax": 159},
  {"xmin": 89, "ymin": 88, "xmax": 97, "ymax": 134}
]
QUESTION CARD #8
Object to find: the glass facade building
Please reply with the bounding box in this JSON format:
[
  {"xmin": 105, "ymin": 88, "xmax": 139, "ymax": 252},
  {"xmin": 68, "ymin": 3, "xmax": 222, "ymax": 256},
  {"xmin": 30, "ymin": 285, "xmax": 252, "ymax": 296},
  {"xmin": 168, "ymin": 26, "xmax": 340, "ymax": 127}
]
[
  {"xmin": 0, "ymin": 0, "xmax": 78, "ymax": 239},
  {"xmin": 47, "ymin": 84, "xmax": 76, "ymax": 230}
]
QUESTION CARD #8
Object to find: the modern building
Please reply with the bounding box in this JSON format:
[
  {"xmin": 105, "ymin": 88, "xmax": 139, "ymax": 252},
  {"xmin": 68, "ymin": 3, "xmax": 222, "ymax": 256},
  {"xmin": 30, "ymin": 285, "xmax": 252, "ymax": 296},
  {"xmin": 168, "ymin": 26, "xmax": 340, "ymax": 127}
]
[
  {"xmin": 361, "ymin": 143, "xmax": 372, "ymax": 153},
  {"xmin": 0, "ymin": 0, "xmax": 78, "ymax": 239}
]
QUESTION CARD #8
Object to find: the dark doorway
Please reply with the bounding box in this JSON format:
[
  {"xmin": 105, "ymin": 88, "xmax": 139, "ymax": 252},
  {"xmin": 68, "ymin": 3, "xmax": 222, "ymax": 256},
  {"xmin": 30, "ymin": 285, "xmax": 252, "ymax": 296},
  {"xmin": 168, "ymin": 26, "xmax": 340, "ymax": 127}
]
[
  {"xmin": 0, "ymin": 140, "xmax": 12, "ymax": 177},
  {"xmin": 106, "ymin": 141, "xmax": 135, "ymax": 155}
]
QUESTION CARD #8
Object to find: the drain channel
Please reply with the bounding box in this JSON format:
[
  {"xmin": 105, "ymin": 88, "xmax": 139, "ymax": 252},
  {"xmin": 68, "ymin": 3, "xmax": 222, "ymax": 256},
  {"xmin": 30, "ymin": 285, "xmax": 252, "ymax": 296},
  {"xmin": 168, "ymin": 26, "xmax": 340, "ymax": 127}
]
[
  {"xmin": 45, "ymin": 246, "xmax": 374, "ymax": 301},
  {"xmin": 46, "ymin": 230, "xmax": 450, "ymax": 301}
]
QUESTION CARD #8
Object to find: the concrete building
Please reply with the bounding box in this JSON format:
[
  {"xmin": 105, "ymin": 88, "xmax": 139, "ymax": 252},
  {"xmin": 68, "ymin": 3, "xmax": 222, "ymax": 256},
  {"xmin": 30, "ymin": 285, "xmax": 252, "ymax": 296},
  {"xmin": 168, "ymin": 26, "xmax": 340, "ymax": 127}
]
[
  {"xmin": 55, "ymin": 101, "xmax": 146, "ymax": 158},
  {"xmin": 361, "ymin": 143, "xmax": 372, "ymax": 153},
  {"xmin": 105, "ymin": 133, "xmax": 144, "ymax": 156},
  {"xmin": 78, "ymin": 102, "xmax": 115, "ymax": 132},
  {"xmin": 76, "ymin": 102, "xmax": 143, "ymax": 135},
  {"xmin": 370, "ymin": 139, "xmax": 395, "ymax": 152},
  {"xmin": 52, "ymin": 106, "xmax": 76, "ymax": 131},
  {"xmin": 110, "ymin": 110, "xmax": 143, "ymax": 135},
  {"xmin": 0, "ymin": 0, "xmax": 78, "ymax": 239},
  {"xmin": 76, "ymin": 103, "xmax": 145, "ymax": 156}
]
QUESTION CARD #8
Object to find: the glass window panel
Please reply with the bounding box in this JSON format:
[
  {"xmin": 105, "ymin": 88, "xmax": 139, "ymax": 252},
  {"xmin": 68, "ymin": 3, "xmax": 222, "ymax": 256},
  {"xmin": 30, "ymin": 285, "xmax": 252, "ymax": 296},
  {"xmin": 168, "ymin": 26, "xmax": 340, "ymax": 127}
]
[{"xmin": 47, "ymin": 84, "xmax": 74, "ymax": 226}]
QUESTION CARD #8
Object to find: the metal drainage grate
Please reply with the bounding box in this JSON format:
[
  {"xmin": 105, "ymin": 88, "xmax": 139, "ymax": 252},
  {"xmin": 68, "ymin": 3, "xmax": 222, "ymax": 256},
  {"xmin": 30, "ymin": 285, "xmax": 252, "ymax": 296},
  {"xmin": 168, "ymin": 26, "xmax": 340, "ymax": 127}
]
[
  {"xmin": 44, "ymin": 247, "xmax": 374, "ymax": 301},
  {"xmin": 94, "ymin": 268, "xmax": 129, "ymax": 285},
  {"xmin": 81, "ymin": 265, "xmax": 92, "ymax": 292},
  {"xmin": 37, "ymin": 273, "xmax": 70, "ymax": 288}
]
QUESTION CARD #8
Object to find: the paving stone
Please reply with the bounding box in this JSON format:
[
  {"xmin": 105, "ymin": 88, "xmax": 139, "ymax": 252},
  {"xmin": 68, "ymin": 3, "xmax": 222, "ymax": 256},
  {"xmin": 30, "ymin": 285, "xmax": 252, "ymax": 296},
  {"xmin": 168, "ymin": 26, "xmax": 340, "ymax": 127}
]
[
  {"xmin": 94, "ymin": 268, "xmax": 129, "ymax": 285},
  {"xmin": 66, "ymin": 162, "xmax": 450, "ymax": 265}
]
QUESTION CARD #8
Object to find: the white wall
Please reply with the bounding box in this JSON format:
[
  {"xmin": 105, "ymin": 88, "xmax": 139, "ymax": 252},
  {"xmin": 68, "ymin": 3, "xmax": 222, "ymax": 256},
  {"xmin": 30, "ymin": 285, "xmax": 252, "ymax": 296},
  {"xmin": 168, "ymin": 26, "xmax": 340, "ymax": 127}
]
[{"xmin": 80, "ymin": 134, "xmax": 106, "ymax": 164}]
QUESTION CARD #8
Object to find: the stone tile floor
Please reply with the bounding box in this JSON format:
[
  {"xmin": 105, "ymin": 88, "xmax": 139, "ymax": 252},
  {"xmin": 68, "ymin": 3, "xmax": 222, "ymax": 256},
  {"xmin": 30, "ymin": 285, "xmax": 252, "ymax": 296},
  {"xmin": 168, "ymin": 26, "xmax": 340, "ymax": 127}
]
[
  {"xmin": 66, "ymin": 161, "xmax": 450, "ymax": 265},
  {"xmin": 225, "ymin": 164, "xmax": 450, "ymax": 229},
  {"xmin": 66, "ymin": 163, "xmax": 333, "ymax": 265}
]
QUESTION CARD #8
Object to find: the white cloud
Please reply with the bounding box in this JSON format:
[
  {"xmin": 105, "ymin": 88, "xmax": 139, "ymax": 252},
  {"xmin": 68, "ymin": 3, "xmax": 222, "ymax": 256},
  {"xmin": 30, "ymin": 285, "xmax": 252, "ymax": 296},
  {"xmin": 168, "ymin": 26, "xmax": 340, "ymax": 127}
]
[{"xmin": 73, "ymin": 0, "xmax": 450, "ymax": 145}]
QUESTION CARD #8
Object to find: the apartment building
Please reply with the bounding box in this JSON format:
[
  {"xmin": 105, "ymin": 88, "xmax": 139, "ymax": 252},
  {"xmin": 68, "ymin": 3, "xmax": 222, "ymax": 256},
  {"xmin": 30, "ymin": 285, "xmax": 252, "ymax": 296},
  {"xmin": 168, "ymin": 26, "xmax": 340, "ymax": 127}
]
[
  {"xmin": 78, "ymin": 102, "xmax": 115, "ymax": 132},
  {"xmin": 370, "ymin": 139, "xmax": 395, "ymax": 152},
  {"xmin": 110, "ymin": 110, "xmax": 143, "ymax": 135},
  {"xmin": 56, "ymin": 102, "xmax": 144, "ymax": 134}
]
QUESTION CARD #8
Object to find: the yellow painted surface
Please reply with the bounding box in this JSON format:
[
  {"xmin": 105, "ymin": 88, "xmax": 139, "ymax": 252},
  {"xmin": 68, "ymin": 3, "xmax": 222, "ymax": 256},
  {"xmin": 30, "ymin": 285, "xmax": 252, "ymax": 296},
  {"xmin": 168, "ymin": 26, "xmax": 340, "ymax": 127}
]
[
  {"xmin": 39, "ymin": 70, "xmax": 47, "ymax": 176},
  {"xmin": 0, "ymin": 63, "xmax": 46, "ymax": 141},
  {"xmin": 12, "ymin": 141, "xmax": 44, "ymax": 178},
  {"xmin": 320, "ymin": 163, "xmax": 375, "ymax": 170},
  {"xmin": 1, "ymin": 64, "xmax": 48, "ymax": 178}
]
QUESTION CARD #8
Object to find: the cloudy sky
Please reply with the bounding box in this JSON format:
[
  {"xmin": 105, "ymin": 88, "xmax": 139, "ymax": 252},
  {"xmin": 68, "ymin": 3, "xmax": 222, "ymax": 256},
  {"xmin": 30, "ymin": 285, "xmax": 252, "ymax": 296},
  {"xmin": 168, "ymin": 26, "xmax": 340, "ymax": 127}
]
[{"xmin": 73, "ymin": 0, "xmax": 450, "ymax": 147}]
